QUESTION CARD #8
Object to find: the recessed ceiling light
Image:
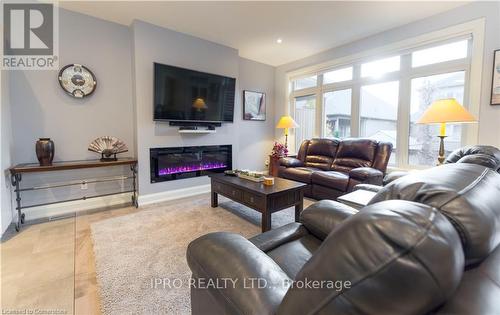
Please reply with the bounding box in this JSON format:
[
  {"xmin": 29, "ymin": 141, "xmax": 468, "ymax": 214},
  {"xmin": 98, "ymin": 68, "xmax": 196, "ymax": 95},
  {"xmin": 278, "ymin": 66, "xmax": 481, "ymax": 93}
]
[{"xmin": 276, "ymin": 38, "xmax": 283, "ymax": 44}]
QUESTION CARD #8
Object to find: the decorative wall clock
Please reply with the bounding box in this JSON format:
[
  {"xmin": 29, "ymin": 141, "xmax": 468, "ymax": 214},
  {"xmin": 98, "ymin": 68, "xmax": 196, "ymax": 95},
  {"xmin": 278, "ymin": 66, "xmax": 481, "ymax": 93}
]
[{"xmin": 58, "ymin": 64, "xmax": 97, "ymax": 98}]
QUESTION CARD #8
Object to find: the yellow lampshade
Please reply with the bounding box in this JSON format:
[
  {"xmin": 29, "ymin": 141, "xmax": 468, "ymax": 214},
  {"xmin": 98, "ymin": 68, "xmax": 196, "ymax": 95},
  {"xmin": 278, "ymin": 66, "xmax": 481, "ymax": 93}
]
[
  {"xmin": 276, "ymin": 115, "xmax": 299, "ymax": 129},
  {"xmin": 416, "ymin": 98, "xmax": 476, "ymax": 124}
]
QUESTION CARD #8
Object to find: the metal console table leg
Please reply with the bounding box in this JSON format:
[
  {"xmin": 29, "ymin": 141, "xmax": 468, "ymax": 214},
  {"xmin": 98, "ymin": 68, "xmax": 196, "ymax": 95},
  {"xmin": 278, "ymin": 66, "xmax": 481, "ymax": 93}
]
[
  {"xmin": 131, "ymin": 163, "xmax": 138, "ymax": 208},
  {"xmin": 11, "ymin": 173, "xmax": 25, "ymax": 232}
]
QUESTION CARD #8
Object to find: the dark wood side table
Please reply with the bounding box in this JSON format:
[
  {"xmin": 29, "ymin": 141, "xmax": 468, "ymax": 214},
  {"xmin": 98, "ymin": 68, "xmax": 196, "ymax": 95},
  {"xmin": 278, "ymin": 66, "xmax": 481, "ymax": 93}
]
[
  {"xmin": 9, "ymin": 158, "xmax": 138, "ymax": 232},
  {"xmin": 209, "ymin": 174, "xmax": 306, "ymax": 232}
]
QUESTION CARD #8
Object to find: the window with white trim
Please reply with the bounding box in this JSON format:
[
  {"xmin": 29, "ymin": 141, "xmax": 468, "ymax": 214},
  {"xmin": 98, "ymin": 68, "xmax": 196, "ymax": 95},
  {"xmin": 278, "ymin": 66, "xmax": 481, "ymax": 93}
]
[{"xmin": 289, "ymin": 37, "xmax": 472, "ymax": 168}]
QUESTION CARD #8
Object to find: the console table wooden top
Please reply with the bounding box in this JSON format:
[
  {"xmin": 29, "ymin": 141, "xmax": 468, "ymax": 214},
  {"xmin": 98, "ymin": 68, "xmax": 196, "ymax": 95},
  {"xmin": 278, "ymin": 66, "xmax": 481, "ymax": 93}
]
[{"xmin": 10, "ymin": 157, "xmax": 137, "ymax": 174}]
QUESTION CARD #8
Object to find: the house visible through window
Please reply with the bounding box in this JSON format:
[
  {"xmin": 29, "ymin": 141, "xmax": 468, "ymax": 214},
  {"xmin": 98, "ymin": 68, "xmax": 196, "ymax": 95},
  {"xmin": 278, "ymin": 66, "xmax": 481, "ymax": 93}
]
[
  {"xmin": 323, "ymin": 89, "xmax": 351, "ymax": 138},
  {"xmin": 294, "ymin": 95, "xmax": 316, "ymax": 147},
  {"xmin": 289, "ymin": 36, "xmax": 472, "ymax": 168},
  {"xmin": 360, "ymin": 81, "xmax": 399, "ymax": 165}
]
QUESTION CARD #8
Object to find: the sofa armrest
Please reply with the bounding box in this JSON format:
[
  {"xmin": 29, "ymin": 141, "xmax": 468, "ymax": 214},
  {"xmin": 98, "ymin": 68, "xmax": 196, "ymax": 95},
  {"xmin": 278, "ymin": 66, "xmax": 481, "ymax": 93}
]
[
  {"xmin": 250, "ymin": 222, "xmax": 309, "ymax": 252},
  {"xmin": 300, "ymin": 200, "xmax": 358, "ymax": 240},
  {"xmin": 279, "ymin": 157, "xmax": 304, "ymax": 168},
  {"xmin": 353, "ymin": 183, "xmax": 384, "ymax": 193},
  {"xmin": 349, "ymin": 167, "xmax": 383, "ymax": 181},
  {"xmin": 187, "ymin": 232, "xmax": 290, "ymax": 315}
]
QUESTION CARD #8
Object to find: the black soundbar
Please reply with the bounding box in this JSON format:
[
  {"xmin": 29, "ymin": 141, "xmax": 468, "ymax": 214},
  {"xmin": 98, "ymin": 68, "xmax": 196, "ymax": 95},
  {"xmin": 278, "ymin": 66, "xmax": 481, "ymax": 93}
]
[{"xmin": 169, "ymin": 121, "xmax": 222, "ymax": 128}]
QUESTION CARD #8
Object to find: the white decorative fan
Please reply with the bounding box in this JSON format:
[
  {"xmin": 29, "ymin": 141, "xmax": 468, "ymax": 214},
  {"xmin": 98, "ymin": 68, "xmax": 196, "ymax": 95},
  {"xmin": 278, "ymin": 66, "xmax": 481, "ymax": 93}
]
[{"xmin": 88, "ymin": 136, "xmax": 128, "ymax": 161}]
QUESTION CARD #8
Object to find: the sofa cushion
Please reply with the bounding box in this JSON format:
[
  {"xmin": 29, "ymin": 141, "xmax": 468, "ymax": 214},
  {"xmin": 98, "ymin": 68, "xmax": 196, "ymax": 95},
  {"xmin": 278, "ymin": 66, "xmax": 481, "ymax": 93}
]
[
  {"xmin": 445, "ymin": 145, "xmax": 500, "ymax": 172},
  {"xmin": 436, "ymin": 244, "xmax": 500, "ymax": 315},
  {"xmin": 296, "ymin": 140, "xmax": 310, "ymax": 162},
  {"xmin": 300, "ymin": 200, "xmax": 357, "ymax": 240},
  {"xmin": 372, "ymin": 163, "xmax": 500, "ymax": 266},
  {"xmin": 372, "ymin": 141, "xmax": 393, "ymax": 172},
  {"xmin": 277, "ymin": 200, "xmax": 464, "ymax": 315},
  {"xmin": 305, "ymin": 156, "xmax": 334, "ymax": 170},
  {"xmin": 266, "ymin": 234, "xmax": 322, "ymax": 279},
  {"xmin": 280, "ymin": 167, "xmax": 319, "ymax": 184},
  {"xmin": 304, "ymin": 138, "xmax": 339, "ymax": 170},
  {"xmin": 311, "ymin": 171, "xmax": 349, "ymax": 191},
  {"xmin": 332, "ymin": 138, "xmax": 377, "ymax": 172},
  {"xmin": 279, "ymin": 157, "xmax": 304, "ymax": 168},
  {"xmin": 306, "ymin": 138, "xmax": 339, "ymax": 157}
]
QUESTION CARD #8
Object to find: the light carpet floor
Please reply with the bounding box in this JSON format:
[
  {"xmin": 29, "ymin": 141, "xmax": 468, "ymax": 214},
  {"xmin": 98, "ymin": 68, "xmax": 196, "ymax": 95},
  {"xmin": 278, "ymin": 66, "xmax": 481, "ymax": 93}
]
[{"xmin": 90, "ymin": 195, "xmax": 299, "ymax": 315}]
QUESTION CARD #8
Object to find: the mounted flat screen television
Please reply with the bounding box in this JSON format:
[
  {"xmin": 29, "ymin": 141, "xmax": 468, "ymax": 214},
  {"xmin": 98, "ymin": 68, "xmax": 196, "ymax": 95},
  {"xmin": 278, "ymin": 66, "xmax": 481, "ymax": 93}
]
[{"xmin": 154, "ymin": 62, "xmax": 236, "ymax": 123}]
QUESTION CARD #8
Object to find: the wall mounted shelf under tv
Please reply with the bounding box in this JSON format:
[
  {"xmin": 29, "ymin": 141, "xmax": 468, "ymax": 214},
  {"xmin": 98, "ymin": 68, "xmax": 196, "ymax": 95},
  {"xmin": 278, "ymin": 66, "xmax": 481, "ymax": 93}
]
[{"xmin": 178, "ymin": 129, "xmax": 216, "ymax": 134}]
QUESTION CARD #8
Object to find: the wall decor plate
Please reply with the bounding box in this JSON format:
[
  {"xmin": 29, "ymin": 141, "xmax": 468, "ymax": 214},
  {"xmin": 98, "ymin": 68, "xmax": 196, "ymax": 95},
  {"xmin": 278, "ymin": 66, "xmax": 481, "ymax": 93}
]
[
  {"xmin": 58, "ymin": 64, "xmax": 97, "ymax": 98},
  {"xmin": 491, "ymin": 49, "xmax": 500, "ymax": 105},
  {"xmin": 243, "ymin": 90, "xmax": 266, "ymax": 121}
]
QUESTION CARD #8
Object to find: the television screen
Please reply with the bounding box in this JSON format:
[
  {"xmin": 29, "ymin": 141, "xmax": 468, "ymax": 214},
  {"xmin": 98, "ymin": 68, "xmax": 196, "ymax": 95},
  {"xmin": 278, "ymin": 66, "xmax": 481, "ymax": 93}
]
[{"xmin": 154, "ymin": 63, "xmax": 235, "ymax": 122}]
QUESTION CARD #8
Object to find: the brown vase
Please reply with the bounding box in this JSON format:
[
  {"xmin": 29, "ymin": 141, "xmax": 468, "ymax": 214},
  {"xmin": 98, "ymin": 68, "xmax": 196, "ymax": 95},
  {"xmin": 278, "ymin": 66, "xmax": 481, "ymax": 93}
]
[
  {"xmin": 269, "ymin": 155, "xmax": 281, "ymax": 177},
  {"xmin": 36, "ymin": 138, "xmax": 55, "ymax": 166}
]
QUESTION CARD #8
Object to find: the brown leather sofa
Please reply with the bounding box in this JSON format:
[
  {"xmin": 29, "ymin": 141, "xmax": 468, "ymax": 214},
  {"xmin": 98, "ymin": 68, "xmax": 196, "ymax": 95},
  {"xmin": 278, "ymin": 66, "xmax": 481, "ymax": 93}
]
[
  {"xmin": 187, "ymin": 163, "xmax": 500, "ymax": 314},
  {"xmin": 278, "ymin": 138, "xmax": 392, "ymax": 200}
]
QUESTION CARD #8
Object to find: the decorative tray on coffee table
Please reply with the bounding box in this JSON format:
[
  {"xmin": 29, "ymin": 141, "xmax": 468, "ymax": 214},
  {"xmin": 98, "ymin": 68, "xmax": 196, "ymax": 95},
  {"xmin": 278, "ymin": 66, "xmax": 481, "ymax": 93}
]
[
  {"xmin": 225, "ymin": 170, "xmax": 265, "ymax": 182},
  {"xmin": 237, "ymin": 173, "xmax": 265, "ymax": 182}
]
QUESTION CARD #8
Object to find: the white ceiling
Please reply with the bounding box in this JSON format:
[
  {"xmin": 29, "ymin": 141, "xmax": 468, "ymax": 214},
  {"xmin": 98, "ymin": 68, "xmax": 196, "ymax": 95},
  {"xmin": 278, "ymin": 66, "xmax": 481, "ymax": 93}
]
[{"xmin": 59, "ymin": 1, "xmax": 468, "ymax": 66}]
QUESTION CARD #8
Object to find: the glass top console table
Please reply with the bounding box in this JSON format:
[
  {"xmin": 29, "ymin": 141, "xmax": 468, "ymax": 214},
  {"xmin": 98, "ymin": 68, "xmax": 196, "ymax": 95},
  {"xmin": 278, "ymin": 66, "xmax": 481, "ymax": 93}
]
[{"xmin": 9, "ymin": 158, "xmax": 138, "ymax": 232}]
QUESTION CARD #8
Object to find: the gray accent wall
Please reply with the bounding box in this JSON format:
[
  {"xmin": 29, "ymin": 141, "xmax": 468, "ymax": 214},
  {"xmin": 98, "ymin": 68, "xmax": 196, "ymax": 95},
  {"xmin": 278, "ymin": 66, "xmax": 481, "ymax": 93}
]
[
  {"xmin": 131, "ymin": 20, "xmax": 275, "ymax": 196},
  {"xmin": 3, "ymin": 9, "xmax": 135, "ymax": 223},
  {"xmin": 10, "ymin": 9, "xmax": 135, "ymax": 163},
  {"xmin": 275, "ymin": 1, "xmax": 500, "ymax": 149},
  {"xmin": 1, "ymin": 70, "xmax": 13, "ymax": 234}
]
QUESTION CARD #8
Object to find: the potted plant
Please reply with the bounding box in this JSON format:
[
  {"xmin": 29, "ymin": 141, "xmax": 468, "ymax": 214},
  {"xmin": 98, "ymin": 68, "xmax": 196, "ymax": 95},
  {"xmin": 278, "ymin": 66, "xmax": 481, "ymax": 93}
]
[{"xmin": 268, "ymin": 142, "xmax": 288, "ymax": 177}]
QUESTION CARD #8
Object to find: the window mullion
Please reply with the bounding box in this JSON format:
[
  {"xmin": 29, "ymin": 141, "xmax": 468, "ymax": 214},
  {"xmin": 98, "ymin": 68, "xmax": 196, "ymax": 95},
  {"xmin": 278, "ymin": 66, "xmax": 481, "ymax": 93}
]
[
  {"xmin": 351, "ymin": 64, "xmax": 361, "ymax": 138},
  {"xmin": 316, "ymin": 75, "xmax": 324, "ymax": 138},
  {"xmin": 397, "ymin": 54, "xmax": 412, "ymax": 168}
]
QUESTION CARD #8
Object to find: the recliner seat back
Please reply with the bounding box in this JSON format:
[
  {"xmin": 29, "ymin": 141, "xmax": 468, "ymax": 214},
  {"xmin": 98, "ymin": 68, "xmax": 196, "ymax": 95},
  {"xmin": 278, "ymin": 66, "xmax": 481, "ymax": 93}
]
[
  {"xmin": 304, "ymin": 138, "xmax": 339, "ymax": 170},
  {"xmin": 277, "ymin": 200, "xmax": 464, "ymax": 315},
  {"xmin": 445, "ymin": 145, "xmax": 500, "ymax": 172},
  {"xmin": 372, "ymin": 141, "xmax": 393, "ymax": 172},
  {"xmin": 372, "ymin": 163, "xmax": 500, "ymax": 266},
  {"xmin": 331, "ymin": 139, "xmax": 377, "ymax": 173}
]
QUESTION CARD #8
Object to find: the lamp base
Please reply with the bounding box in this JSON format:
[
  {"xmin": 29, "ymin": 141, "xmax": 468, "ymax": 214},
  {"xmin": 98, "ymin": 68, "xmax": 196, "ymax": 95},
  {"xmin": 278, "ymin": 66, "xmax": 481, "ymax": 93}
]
[
  {"xmin": 437, "ymin": 135, "xmax": 447, "ymax": 165},
  {"xmin": 284, "ymin": 134, "xmax": 288, "ymax": 156}
]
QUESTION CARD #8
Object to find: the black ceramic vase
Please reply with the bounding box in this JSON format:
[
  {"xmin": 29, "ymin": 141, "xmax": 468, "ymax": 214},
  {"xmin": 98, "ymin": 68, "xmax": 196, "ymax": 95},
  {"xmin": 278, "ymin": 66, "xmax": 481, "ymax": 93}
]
[{"xmin": 36, "ymin": 138, "xmax": 54, "ymax": 166}]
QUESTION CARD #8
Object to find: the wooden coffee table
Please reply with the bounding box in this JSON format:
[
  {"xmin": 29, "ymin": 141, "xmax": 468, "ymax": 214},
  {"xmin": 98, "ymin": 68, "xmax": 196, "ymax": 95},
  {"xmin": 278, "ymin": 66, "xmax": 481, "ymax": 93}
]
[{"xmin": 209, "ymin": 174, "xmax": 307, "ymax": 232}]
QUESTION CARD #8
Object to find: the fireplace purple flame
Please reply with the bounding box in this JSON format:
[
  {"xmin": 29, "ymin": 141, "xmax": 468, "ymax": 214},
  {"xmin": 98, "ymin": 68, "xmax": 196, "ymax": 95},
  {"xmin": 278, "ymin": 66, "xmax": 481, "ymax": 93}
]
[
  {"xmin": 150, "ymin": 145, "xmax": 232, "ymax": 183},
  {"xmin": 158, "ymin": 162, "xmax": 228, "ymax": 176}
]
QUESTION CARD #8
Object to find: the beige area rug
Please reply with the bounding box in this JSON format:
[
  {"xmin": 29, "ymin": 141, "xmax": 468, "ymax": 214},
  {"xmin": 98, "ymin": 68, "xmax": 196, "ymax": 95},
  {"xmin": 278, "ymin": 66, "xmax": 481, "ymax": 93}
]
[{"xmin": 90, "ymin": 194, "xmax": 298, "ymax": 315}]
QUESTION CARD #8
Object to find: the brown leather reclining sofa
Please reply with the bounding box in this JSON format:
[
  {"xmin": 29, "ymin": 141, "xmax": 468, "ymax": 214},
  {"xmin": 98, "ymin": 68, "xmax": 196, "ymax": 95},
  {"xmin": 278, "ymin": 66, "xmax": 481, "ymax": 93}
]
[{"xmin": 278, "ymin": 138, "xmax": 392, "ymax": 199}]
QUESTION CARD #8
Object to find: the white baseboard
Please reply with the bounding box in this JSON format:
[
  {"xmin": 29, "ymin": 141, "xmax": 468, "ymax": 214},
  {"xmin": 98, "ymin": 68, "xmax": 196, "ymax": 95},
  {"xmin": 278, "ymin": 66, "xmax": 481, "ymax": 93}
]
[
  {"xmin": 138, "ymin": 184, "xmax": 210, "ymax": 206},
  {"xmin": 25, "ymin": 193, "xmax": 133, "ymax": 221}
]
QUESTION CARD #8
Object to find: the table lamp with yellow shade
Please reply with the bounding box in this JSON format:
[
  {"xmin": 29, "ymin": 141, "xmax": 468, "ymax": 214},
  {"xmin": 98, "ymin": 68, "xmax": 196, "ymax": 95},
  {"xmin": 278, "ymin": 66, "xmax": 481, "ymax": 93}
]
[
  {"xmin": 417, "ymin": 98, "xmax": 477, "ymax": 165},
  {"xmin": 276, "ymin": 115, "xmax": 299, "ymax": 150}
]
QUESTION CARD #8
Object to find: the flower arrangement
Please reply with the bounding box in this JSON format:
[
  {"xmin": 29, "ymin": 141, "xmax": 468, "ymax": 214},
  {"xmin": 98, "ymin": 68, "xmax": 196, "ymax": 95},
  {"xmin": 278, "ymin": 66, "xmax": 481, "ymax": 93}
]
[{"xmin": 271, "ymin": 141, "xmax": 288, "ymax": 159}]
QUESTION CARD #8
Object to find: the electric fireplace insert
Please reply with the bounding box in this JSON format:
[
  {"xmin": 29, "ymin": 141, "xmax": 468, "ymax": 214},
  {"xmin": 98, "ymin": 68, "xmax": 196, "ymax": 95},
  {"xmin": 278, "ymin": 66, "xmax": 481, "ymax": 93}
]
[{"xmin": 150, "ymin": 145, "xmax": 232, "ymax": 183}]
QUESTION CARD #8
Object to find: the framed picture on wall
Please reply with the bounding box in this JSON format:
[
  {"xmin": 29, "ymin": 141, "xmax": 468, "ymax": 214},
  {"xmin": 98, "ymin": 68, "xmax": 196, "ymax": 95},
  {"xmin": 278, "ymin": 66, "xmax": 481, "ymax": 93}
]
[
  {"xmin": 243, "ymin": 90, "xmax": 266, "ymax": 121},
  {"xmin": 491, "ymin": 49, "xmax": 500, "ymax": 105}
]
